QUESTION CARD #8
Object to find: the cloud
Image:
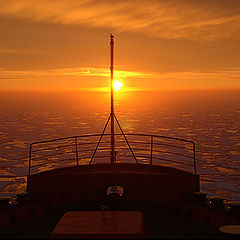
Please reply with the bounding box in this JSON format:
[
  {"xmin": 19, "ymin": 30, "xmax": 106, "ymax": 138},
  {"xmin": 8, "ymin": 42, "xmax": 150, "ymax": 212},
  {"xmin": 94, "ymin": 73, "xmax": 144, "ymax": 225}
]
[
  {"xmin": 54, "ymin": 67, "xmax": 152, "ymax": 79},
  {"xmin": 0, "ymin": 48, "xmax": 43, "ymax": 55},
  {"xmin": 0, "ymin": 0, "xmax": 240, "ymax": 41},
  {"xmin": 1, "ymin": 65, "xmax": 239, "ymax": 91},
  {"xmin": 0, "ymin": 66, "xmax": 152, "ymax": 79},
  {"xmin": 155, "ymin": 70, "xmax": 240, "ymax": 82},
  {"xmin": 1, "ymin": 66, "xmax": 239, "ymax": 85}
]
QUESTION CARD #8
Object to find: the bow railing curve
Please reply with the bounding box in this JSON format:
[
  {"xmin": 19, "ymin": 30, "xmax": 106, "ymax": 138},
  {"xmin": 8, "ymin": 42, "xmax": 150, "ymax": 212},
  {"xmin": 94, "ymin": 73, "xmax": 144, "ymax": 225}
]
[{"xmin": 28, "ymin": 133, "xmax": 196, "ymax": 176}]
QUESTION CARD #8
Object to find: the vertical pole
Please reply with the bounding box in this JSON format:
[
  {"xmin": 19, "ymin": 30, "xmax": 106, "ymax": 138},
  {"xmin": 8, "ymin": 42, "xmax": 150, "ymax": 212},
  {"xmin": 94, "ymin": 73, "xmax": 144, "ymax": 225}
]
[
  {"xmin": 27, "ymin": 143, "xmax": 32, "ymax": 192},
  {"xmin": 193, "ymin": 142, "xmax": 197, "ymax": 175},
  {"xmin": 150, "ymin": 136, "xmax": 153, "ymax": 165},
  {"xmin": 110, "ymin": 34, "xmax": 116, "ymax": 164},
  {"xmin": 75, "ymin": 137, "xmax": 79, "ymax": 166},
  {"xmin": 28, "ymin": 143, "xmax": 32, "ymax": 177},
  {"xmin": 193, "ymin": 142, "xmax": 199, "ymax": 191}
]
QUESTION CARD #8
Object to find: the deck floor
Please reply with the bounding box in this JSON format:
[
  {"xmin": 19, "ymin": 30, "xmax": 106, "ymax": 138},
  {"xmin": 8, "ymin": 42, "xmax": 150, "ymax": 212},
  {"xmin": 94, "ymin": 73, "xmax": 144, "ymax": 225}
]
[{"xmin": 0, "ymin": 206, "xmax": 230, "ymax": 239}]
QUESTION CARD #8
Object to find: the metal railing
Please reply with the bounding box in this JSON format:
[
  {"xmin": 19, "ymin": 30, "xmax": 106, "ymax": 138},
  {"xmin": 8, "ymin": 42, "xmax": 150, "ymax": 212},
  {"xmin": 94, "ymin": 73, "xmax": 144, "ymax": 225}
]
[{"xmin": 28, "ymin": 133, "xmax": 196, "ymax": 176}]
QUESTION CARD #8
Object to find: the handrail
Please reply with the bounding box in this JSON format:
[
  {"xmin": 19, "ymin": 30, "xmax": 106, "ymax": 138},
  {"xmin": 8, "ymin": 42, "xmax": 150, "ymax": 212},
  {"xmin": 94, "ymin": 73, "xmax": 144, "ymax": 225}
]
[
  {"xmin": 28, "ymin": 133, "xmax": 197, "ymax": 176},
  {"xmin": 29, "ymin": 133, "xmax": 195, "ymax": 146}
]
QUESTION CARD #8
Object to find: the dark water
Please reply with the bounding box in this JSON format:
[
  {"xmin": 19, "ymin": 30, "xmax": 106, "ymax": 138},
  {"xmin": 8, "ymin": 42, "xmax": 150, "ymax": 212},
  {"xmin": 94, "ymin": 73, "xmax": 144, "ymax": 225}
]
[{"xmin": 0, "ymin": 90, "xmax": 239, "ymax": 201}]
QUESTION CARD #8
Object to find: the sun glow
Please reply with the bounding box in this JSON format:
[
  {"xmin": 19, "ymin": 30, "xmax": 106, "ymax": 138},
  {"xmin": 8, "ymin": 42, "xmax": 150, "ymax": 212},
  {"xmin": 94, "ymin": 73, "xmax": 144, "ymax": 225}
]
[{"xmin": 113, "ymin": 80, "xmax": 123, "ymax": 92}]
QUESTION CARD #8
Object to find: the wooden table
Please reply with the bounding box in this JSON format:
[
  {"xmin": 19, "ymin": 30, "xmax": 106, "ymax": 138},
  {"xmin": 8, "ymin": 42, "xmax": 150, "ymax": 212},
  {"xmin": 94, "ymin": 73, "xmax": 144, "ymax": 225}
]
[
  {"xmin": 219, "ymin": 225, "xmax": 240, "ymax": 234},
  {"xmin": 51, "ymin": 211, "xmax": 144, "ymax": 239},
  {"xmin": 219, "ymin": 225, "xmax": 240, "ymax": 238}
]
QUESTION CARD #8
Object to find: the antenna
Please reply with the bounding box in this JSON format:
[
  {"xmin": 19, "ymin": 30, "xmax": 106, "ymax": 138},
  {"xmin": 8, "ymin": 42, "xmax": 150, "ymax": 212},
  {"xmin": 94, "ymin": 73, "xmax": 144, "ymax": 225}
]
[
  {"xmin": 110, "ymin": 34, "xmax": 116, "ymax": 163},
  {"xmin": 89, "ymin": 34, "xmax": 137, "ymax": 165}
]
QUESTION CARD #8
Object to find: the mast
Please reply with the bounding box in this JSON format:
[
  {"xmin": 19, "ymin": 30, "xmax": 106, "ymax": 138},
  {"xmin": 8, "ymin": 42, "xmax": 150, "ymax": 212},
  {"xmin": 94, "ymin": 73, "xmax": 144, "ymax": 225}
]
[
  {"xmin": 110, "ymin": 34, "xmax": 116, "ymax": 164},
  {"xmin": 89, "ymin": 34, "xmax": 137, "ymax": 165}
]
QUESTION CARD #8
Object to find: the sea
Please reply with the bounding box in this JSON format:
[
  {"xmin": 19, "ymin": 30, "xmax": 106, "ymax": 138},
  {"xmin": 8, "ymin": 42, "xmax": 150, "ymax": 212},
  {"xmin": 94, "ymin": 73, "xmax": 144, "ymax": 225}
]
[{"xmin": 0, "ymin": 90, "xmax": 239, "ymax": 201}]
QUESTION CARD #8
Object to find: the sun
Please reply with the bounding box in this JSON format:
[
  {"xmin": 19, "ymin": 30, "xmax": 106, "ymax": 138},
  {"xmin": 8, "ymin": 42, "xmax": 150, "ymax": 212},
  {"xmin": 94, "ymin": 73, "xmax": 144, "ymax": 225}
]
[{"xmin": 113, "ymin": 80, "xmax": 123, "ymax": 92}]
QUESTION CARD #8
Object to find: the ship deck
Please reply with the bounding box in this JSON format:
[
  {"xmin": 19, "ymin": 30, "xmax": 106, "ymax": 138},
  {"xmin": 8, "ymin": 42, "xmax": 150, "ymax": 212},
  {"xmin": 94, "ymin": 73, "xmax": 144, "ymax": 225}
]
[{"xmin": 0, "ymin": 203, "xmax": 229, "ymax": 239}]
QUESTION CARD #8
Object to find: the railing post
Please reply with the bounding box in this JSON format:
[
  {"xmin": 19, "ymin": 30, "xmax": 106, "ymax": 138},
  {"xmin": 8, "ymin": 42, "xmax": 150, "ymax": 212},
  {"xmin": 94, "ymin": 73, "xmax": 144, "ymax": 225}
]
[
  {"xmin": 28, "ymin": 143, "xmax": 33, "ymax": 177},
  {"xmin": 193, "ymin": 142, "xmax": 196, "ymax": 175},
  {"xmin": 75, "ymin": 137, "xmax": 79, "ymax": 166},
  {"xmin": 150, "ymin": 136, "xmax": 153, "ymax": 165}
]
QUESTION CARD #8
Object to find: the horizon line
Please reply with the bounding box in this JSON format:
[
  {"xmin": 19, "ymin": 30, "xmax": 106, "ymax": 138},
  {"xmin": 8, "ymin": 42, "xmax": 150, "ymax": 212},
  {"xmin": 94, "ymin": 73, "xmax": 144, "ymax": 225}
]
[{"xmin": 0, "ymin": 88, "xmax": 240, "ymax": 93}]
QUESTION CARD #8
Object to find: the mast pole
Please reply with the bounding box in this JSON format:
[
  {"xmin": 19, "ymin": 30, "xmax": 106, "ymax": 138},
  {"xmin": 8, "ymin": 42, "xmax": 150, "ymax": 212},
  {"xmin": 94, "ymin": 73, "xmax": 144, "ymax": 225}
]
[{"xmin": 110, "ymin": 34, "xmax": 116, "ymax": 164}]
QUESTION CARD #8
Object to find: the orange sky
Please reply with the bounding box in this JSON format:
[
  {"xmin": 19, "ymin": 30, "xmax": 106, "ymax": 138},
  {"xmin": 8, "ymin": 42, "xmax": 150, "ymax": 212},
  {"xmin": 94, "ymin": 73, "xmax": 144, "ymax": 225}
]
[{"xmin": 0, "ymin": 0, "xmax": 240, "ymax": 91}]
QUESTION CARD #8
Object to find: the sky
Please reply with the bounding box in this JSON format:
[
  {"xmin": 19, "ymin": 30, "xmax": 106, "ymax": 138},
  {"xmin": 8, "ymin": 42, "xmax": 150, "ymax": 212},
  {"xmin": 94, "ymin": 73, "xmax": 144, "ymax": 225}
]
[{"xmin": 0, "ymin": 0, "xmax": 240, "ymax": 91}]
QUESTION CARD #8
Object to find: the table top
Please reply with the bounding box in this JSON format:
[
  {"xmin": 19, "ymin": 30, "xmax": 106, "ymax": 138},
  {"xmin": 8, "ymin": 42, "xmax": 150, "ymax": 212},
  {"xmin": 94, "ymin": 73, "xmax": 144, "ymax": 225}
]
[{"xmin": 51, "ymin": 211, "xmax": 144, "ymax": 239}]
